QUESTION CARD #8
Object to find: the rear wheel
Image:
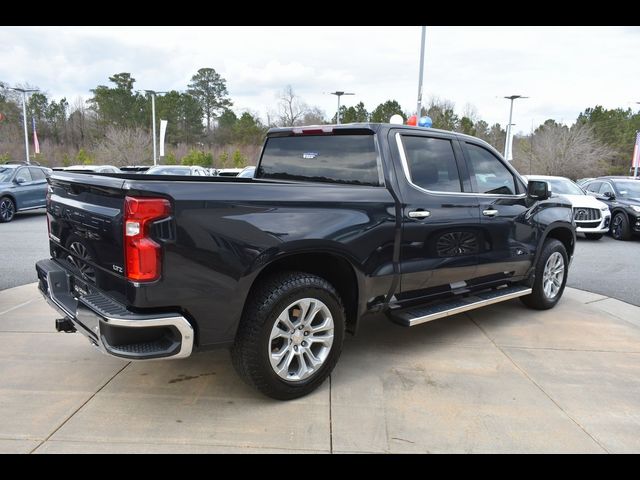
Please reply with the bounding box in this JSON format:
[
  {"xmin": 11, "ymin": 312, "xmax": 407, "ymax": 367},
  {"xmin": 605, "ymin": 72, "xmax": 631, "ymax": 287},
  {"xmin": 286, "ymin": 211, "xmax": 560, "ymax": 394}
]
[
  {"xmin": 611, "ymin": 213, "xmax": 631, "ymax": 241},
  {"xmin": 584, "ymin": 233, "xmax": 603, "ymax": 240},
  {"xmin": 521, "ymin": 239, "xmax": 568, "ymax": 310},
  {"xmin": 0, "ymin": 197, "xmax": 16, "ymax": 223},
  {"xmin": 231, "ymin": 272, "xmax": 345, "ymax": 400}
]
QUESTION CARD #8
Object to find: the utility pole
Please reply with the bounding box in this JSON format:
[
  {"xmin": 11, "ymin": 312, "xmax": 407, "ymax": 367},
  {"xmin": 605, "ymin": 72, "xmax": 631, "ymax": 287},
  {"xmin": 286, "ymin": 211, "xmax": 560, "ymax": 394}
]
[
  {"xmin": 9, "ymin": 87, "xmax": 39, "ymax": 164},
  {"xmin": 330, "ymin": 91, "xmax": 355, "ymax": 124},
  {"xmin": 503, "ymin": 95, "xmax": 528, "ymax": 161},
  {"xmin": 416, "ymin": 26, "xmax": 426, "ymax": 117},
  {"xmin": 143, "ymin": 90, "xmax": 167, "ymax": 165}
]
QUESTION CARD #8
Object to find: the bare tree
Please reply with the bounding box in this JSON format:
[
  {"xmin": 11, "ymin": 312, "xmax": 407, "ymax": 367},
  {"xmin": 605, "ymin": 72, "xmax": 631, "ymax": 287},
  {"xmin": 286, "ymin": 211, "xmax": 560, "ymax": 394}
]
[
  {"xmin": 94, "ymin": 126, "xmax": 152, "ymax": 166},
  {"xmin": 277, "ymin": 85, "xmax": 308, "ymax": 127},
  {"xmin": 513, "ymin": 122, "xmax": 612, "ymax": 179},
  {"xmin": 301, "ymin": 106, "xmax": 326, "ymax": 125}
]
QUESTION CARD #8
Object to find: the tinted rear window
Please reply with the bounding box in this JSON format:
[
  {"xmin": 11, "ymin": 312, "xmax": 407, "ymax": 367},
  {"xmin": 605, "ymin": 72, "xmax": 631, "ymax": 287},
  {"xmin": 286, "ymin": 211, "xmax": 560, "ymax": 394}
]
[{"xmin": 258, "ymin": 135, "xmax": 380, "ymax": 186}]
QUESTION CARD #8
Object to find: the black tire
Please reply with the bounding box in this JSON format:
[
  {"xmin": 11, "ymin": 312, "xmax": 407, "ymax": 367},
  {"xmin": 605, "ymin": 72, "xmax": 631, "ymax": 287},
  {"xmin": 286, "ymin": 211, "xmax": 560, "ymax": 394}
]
[
  {"xmin": 611, "ymin": 212, "xmax": 632, "ymax": 241},
  {"xmin": 520, "ymin": 239, "xmax": 568, "ymax": 310},
  {"xmin": 0, "ymin": 196, "xmax": 16, "ymax": 223},
  {"xmin": 584, "ymin": 233, "xmax": 603, "ymax": 240},
  {"xmin": 231, "ymin": 271, "xmax": 345, "ymax": 400}
]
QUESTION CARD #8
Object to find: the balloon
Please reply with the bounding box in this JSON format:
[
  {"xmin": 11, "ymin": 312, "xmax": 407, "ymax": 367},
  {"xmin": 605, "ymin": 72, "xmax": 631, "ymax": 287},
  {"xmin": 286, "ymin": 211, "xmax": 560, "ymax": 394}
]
[
  {"xmin": 389, "ymin": 114, "xmax": 404, "ymax": 125},
  {"xmin": 407, "ymin": 115, "xmax": 418, "ymax": 126},
  {"xmin": 418, "ymin": 116, "xmax": 433, "ymax": 128}
]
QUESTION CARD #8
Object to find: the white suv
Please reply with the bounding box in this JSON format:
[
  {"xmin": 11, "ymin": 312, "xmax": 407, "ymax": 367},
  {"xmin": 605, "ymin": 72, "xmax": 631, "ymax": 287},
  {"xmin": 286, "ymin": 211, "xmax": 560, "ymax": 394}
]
[{"xmin": 524, "ymin": 175, "xmax": 611, "ymax": 240}]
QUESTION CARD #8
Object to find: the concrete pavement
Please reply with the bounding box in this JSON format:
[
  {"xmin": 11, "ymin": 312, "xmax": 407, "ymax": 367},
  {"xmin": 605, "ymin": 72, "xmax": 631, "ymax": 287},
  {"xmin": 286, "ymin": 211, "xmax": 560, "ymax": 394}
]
[{"xmin": 1, "ymin": 283, "xmax": 639, "ymax": 453}]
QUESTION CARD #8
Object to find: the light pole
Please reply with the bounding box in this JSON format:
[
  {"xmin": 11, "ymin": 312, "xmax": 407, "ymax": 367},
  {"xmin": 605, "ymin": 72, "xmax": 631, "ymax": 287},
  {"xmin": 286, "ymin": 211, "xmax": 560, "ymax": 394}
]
[
  {"xmin": 503, "ymin": 95, "xmax": 528, "ymax": 161},
  {"xmin": 416, "ymin": 26, "xmax": 426, "ymax": 117},
  {"xmin": 9, "ymin": 87, "xmax": 39, "ymax": 164},
  {"xmin": 143, "ymin": 90, "xmax": 166, "ymax": 165},
  {"xmin": 330, "ymin": 91, "xmax": 355, "ymax": 124}
]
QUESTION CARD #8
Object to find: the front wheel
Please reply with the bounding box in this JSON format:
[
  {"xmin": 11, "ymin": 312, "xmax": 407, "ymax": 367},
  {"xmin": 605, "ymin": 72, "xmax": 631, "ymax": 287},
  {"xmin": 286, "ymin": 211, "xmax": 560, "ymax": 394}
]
[
  {"xmin": 611, "ymin": 213, "xmax": 631, "ymax": 241},
  {"xmin": 0, "ymin": 197, "xmax": 16, "ymax": 223},
  {"xmin": 231, "ymin": 272, "xmax": 345, "ymax": 400},
  {"xmin": 521, "ymin": 239, "xmax": 568, "ymax": 310},
  {"xmin": 584, "ymin": 233, "xmax": 603, "ymax": 240}
]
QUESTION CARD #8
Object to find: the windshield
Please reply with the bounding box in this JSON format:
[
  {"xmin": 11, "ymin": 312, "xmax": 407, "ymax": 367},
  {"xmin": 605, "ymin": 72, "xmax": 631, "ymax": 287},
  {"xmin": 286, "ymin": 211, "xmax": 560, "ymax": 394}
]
[
  {"xmin": 146, "ymin": 167, "xmax": 192, "ymax": 175},
  {"xmin": 0, "ymin": 167, "xmax": 16, "ymax": 183},
  {"xmin": 542, "ymin": 178, "xmax": 584, "ymax": 195},
  {"xmin": 238, "ymin": 167, "xmax": 255, "ymax": 178},
  {"xmin": 614, "ymin": 180, "xmax": 640, "ymax": 198}
]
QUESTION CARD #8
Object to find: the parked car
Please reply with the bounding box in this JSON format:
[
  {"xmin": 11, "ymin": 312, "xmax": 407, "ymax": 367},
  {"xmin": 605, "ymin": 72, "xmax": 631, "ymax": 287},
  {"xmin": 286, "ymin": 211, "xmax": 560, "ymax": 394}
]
[
  {"xmin": 237, "ymin": 166, "xmax": 256, "ymax": 178},
  {"xmin": 36, "ymin": 123, "xmax": 575, "ymax": 399},
  {"xmin": 65, "ymin": 165, "xmax": 122, "ymax": 174},
  {"xmin": 216, "ymin": 168, "xmax": 243, "ymax": 177},
  {"xmin": 523, "ymin": 175, "xmax": 610, "ymax": 240},
  {"xmin": 0, "ymin": 164, "xmax": 51, "ymax": 222},
  {"xmin": 145, "ymin": 165, "xmax": 210, "ymax": 176},
  {"xmin": 582, "ymin": 176, "xmax": 640, "ymax": 240}
]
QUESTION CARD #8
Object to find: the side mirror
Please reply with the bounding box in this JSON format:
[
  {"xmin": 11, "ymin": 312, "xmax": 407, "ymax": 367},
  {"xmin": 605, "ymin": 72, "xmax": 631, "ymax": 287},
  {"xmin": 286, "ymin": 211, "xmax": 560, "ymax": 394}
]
[
  {"xmin": 527, "ymin": 180, "xmax": 550, "ymax": 200},
  {"xmin": 604, "ymin": 191, "xmax": 615, "ymax": 199},
  {"xmin": 14, "ymin": 177, "xmax": 25, "ymax": 185}
]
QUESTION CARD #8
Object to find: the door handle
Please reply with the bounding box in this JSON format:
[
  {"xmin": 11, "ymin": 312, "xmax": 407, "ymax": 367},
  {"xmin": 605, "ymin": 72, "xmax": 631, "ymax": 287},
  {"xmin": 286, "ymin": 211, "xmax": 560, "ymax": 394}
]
[
  {"xmin": 408, "ymin": 210, "xmax": 431, "ymax": 219},
  {"xmin": 483, "ymin": 209, "xmax": 499, "ymax": 217}
]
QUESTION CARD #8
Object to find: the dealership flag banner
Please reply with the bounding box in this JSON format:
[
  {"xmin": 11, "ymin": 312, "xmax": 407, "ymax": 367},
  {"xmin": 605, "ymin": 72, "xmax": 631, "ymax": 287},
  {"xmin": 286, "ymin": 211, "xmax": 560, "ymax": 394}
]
[
  {"xmin": 633, "ymin": 131, "xmax": 640, "ymax": 171},
  {"xmin": 159, "ymin": 120, "xmax": 168, "ymax": 157},
  {"xmin": 32, "ymin": 117, "xmax": 40, "ymax": 155}
]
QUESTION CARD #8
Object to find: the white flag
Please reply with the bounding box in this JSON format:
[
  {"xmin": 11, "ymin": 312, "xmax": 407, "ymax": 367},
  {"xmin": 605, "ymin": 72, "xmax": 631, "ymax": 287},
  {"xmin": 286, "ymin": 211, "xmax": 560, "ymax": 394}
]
[{"xmin": 159, "ymin": 120, "xmax": 168, "ymax": 157}]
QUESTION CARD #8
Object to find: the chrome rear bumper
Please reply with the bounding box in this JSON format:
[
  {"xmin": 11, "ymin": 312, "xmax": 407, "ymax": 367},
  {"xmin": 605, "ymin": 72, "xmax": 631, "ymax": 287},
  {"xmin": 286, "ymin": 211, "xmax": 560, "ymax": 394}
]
[{"xmin": 36, "ymin": 258, "xmax": 193, "ymax": 360}]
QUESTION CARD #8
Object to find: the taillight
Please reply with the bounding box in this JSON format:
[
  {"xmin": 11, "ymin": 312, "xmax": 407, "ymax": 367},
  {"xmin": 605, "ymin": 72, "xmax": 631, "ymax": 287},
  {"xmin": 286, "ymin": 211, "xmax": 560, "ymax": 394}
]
[{"xmin": 124, "ymin": 196, "xmax": 171, "ymax": 282}]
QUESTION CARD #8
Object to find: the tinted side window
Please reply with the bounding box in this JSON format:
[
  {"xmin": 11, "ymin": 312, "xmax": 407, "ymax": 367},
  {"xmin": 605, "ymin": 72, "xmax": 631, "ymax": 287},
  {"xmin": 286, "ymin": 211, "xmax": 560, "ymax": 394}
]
[
  {"xmin": 401, "ymin": 135, "xmax": 461, "ymax": 192},
  {"xmin": 30, "ymin": 168, "xmax": 46, "ymax": 181},
  {"xmin": 466, "ymin": 143, "xmax": 516, "ymax": 195},
  {"xmin": 586, "ymin": 182, "xmax": 602, "ymax": 193},
  {"xmin": 15, "ymin": 168, "xmax": 33, "ymax": 183},
  {"xmin": 259, "ymin": 134, "xmax": 380, "ymax": 186},
  {"xmin": 599, "ymin": 182, "xmax": 614, "ymax": 196}
]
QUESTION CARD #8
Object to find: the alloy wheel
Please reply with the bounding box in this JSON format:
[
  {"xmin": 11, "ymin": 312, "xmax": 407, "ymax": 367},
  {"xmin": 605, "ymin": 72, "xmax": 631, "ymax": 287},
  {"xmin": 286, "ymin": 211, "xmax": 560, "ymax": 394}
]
[
  {"xmin": 0, "ymin": 198, "xmax": 15, "ymax": 222},
  {"xmin": 542, "ymin": 252, "xmax": 565, "ymax": 299},
  {"xmin": 268, "ymin": 298, "xmax": 335, "ymax": 382}
]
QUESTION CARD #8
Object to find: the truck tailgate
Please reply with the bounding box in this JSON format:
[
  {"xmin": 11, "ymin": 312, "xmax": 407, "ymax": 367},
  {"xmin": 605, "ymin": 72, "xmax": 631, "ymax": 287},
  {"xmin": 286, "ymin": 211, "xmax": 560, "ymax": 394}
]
[{"xmin": 47, "ymin": 173, "xmax": 128, "ymax": 294}]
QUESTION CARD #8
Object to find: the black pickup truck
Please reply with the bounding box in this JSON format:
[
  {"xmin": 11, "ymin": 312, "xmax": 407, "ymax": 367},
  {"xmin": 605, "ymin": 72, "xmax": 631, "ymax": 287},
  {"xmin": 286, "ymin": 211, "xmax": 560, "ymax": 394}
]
[{"xmin": 36, "ymin": 123, "xmax": 575, "ymax": 399}]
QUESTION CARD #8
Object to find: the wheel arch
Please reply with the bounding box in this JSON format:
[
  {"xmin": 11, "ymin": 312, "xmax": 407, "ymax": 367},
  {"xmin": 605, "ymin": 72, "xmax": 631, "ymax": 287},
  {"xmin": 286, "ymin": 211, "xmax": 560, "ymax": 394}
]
[
  {"xmin": 1, "ymin": 193, "xmax": 18, "ymax": 210},
  {"xmin": 242, "ymin": 251, "xmax": 361, "ymax": 336},
  {"xmin": 540, "ymin": 224, "xmax": 575, "ymax": 260}
]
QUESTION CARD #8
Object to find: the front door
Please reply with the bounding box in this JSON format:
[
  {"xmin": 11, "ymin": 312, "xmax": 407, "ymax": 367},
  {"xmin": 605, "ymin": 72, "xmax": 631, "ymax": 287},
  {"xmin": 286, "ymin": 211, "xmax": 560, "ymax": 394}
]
[
  {"xmin": 14, "ymin": 167, "xmax": 39, "ymax": 209},
  {"xmin": 390, "ymin": 130, "xmax": 481, "ymax": 302},
  {"xmin": 460, "ymin": 141, "xmax": 534, "ymax": 282}
]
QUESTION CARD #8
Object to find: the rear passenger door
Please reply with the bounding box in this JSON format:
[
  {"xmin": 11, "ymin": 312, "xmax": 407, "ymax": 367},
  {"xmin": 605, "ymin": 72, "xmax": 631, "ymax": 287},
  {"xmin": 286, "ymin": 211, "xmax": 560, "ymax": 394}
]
[
  {"xmin": 461, "ymin": 141, "xmax": 534, "ymax": 282},
  {"xmin": 29, "ymin": 167, "xmax": 48, "ymax": 207},
  {"xmin": 390, "ymin": 130, "xmax": 481, "ymax": 301}
]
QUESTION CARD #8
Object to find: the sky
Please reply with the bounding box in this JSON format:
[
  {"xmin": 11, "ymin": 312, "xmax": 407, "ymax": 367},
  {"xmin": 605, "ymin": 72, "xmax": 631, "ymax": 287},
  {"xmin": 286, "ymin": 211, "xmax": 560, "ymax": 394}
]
[{"xmin": 1, "ymin": 26, "xmax": 639, "ymax": 133}]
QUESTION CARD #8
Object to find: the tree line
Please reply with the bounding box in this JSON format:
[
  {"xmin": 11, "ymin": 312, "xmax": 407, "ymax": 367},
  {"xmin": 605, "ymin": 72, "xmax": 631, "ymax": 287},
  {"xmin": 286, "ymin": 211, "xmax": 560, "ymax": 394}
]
[{"xmin": 1, "ymin": 69, "xmax": 639, "ymax": 177}]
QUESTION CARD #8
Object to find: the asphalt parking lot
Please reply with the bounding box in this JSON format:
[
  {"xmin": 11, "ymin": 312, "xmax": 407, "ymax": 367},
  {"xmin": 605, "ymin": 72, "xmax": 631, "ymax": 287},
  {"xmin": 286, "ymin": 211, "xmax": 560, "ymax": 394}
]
[
  {"xmin": 1, "ymin": 283, "xmax": 639, "ymax": 453},
  {"xmin": 569, "ymin": 234, "xmax": 640, "ymax": 306},
  {"xmin": 0, "ymin": 210, "xmax": 49, "ymax": 290}
]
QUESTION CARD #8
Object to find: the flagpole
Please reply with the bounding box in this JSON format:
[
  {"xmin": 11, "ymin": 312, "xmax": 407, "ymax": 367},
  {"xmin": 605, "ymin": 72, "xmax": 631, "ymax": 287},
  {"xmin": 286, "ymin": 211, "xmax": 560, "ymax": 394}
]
[
  {"xmin": 635, "ymin": 131, "xmax": 639, "ymax": 179},
  {"xmin": 9, "ymin": 87, "xmax": 39, "ymax": 165}
]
